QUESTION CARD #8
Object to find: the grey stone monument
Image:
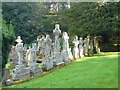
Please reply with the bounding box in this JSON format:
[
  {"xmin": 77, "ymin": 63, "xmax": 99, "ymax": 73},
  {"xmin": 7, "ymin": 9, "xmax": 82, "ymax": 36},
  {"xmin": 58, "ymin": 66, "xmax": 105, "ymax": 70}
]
[
  {"xmin": 53, "ymin": 24, "xmax": 64, "ymax": 65},
  {"xmin": 11, "ymin": 36, "xmax": 30, "ymax": 80}
]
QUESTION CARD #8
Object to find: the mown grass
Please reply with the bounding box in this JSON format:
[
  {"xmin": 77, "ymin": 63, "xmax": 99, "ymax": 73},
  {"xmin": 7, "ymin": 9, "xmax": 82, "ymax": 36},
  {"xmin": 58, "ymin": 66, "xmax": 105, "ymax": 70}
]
[{"xmin": 7, "ymin": 52, "xmax": 118, "ymax": 88}]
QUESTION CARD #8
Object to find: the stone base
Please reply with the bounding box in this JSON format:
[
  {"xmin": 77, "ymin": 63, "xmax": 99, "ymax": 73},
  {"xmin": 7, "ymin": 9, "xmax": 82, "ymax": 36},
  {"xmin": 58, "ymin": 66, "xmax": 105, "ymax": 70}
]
[
  {"xmin": 11, "ymin": 64, "xmax": 30, "ymax": 81},
  {"xmin": 42, "ymin": 59, "xmax": 53, "ymax": 71},
  {"xmin": 64, "ymin": 59, "xmax": 71, "ymax": 65},
  {"xmin": 53, "ymin": 52, "xmax": 64, "ymax": 66},
  {"xmin": 29, "ymin": 62, "xmax": 42, "ymax": 76}
]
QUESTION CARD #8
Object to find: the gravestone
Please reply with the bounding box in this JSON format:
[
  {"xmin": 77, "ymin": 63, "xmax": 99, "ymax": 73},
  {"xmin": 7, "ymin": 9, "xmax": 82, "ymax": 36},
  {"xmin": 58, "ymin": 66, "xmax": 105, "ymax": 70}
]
[
  {"xmin": 73, "ymin": 36, "xmax": 79, "ymax": 59},
  {"xmin": 83, "ymin": 36, "xmax": 90, "ymax": 56},
  {"xmin": 79, "ymin": 37, "xmax": 84, "ymax": 58},
  {"xmin": 11, "ymin": 36, "xmax": 30, "ymax": 80},
  {"xmin": 42, "ymin": 35, "xmax": 53, "ymax": 70},
  {"xmin": 53, "ymin": 24, "xmax": 64, "ymax": 65},
  {"xmin": 3, "ymin": 68, "xmax": 11, "ymax": 82},
  {"xmin": 89, "ymin": 38, "xmax": 94, "ymax": 56},
  {"xmin": 94, "ymin": 36, "xmax": 101, "ymax": 54},
  {"xmin": 37, "ymin": 36, "xmax": 46, "ymax": 61},
  {"xmin": 9, "ymin": 46, "xmax": 18, "ymax": 68},
  {"xmin": 61, "ymin": 32, "xmax": 71, "ymax": 65}
]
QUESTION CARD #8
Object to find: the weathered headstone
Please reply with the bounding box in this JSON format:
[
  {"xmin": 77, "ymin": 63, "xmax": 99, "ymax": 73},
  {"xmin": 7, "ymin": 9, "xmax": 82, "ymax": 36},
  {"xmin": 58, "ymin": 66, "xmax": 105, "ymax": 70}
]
[
  {"xmin": 9, "ymin": 46, "xmax": 18, "ymax": 66},
  {"xmin": 79, "ymin": 37, "xmax": 84, "ymax": 58},
  {"xmin": 53, "ymin": 24, "xmax": 64, "ymax": 65},
  {"xmin": 42, "ymin": 35, "xmax": 53, "ymax": 70},
  {"xmin": 3, "ymin": 68, "xmax": 11, "ymax": 82},
  {"xmin": 73, "ymin": 36, "xmax": 79, "ymax": 59}
]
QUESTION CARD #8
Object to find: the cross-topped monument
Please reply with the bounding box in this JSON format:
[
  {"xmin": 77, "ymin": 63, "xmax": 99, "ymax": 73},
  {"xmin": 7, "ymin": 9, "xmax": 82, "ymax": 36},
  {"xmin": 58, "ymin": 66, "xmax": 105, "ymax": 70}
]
[{"xmin": 53, "ymin": 24, "xmax": 61, "ymax": 52}]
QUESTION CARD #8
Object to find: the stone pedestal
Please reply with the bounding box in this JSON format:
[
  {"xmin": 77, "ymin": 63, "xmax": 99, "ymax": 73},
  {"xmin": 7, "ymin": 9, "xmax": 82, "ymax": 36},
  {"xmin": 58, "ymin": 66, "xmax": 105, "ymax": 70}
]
[
  {"xmin": 29, "ymin": 62, "xmax": 42, "ymax": 76},
  {"xmin": 53, "ymin": 52, "xmax": 64, "ymax": 65},
  {"xmin": 11, "ymin": 64, "xmax": 30, "ymax": 80},
  {"xmin": 42, "ymin": 58, "xmax": 53, "ymax": 71},
  {"xmin": 61, "ymin": 50, "xmax": 71, "ymax": 65}
]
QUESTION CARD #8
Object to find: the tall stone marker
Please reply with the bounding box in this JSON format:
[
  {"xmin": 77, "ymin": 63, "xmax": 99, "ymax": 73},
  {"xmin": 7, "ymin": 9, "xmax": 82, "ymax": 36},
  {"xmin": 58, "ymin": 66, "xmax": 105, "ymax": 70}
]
[{"xmin": 53, "ymin": 24, "xmax": 64, "ymax": 65}]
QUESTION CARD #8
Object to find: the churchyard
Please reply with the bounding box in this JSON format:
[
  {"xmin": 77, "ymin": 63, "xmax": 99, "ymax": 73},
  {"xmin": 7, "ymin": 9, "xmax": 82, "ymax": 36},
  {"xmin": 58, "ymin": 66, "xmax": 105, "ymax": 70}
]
[
  {"xmin": 1, "ymin": 2, "xmax": 118, "ymax": 89},
  {"xmin": 2, "ymin": 24, "xmax": 118, "ymax": 88}
]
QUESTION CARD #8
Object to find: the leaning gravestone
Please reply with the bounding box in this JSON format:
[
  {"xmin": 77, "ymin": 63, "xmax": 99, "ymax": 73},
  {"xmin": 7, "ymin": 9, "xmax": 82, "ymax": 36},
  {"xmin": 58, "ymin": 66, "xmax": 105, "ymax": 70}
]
[
  {"xmin": 53, "ymin": 24, "xmax": 64, "ymax": 66},
  {"xmin": 9, "ymin": 46, "xmax": 18, "ymax": 69},
  {"xmin": 61, "ymin": 32, "xmax": 71, "ymax": 65},
  {"xmin": 42, "ymin": 35, "xmax": 53, "ymax": 70},
  {"xmin": 11, "ymin": 36, "xmax": 30, "ymax": 80},
  {"xmin": 2, "ymin": 68, "xmax": 11, "ymax": 83},
  {"xmin": 73, "ymin": 36, "xmax": 79, "ymax": 59},
  {"xmin": 79, "ymin": 37, "xmax": 84, "ymax": 58}
]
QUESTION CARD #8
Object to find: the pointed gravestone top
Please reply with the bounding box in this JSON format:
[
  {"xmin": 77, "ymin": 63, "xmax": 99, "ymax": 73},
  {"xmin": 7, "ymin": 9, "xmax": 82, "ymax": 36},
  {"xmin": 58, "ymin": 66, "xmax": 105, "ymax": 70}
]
[{"xmin": 62, "ymin": 32, "xmax": 69, "ymax": 41}]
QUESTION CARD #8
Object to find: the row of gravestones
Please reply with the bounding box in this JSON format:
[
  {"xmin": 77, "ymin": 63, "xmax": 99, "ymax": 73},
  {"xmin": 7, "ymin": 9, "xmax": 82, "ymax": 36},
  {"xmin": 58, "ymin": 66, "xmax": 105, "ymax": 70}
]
[{"xmin": 2, "ymin": 24, "xmax": 100, "ymax": 86}]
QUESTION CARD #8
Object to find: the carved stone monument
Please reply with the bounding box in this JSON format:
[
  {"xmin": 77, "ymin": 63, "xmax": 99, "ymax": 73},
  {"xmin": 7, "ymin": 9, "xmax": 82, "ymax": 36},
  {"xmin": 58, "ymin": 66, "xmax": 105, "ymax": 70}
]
[
  {"xmin": 11, "ymin": 36, "xmax": 30, "ymax": 80},
  {"xmin": 53, "ymin": 24, "xmax": 64, "ymax": 65}
]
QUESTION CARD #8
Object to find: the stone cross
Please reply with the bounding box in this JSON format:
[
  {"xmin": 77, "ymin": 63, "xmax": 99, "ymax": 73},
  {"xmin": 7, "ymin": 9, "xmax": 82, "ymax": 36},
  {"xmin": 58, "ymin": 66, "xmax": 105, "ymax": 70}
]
[
  {"xmin": 53, "ymin": 24, "xmax": 61, "ymax": 52},
  {"xmin": 79, "ymin": 37, "xmax": 84, "ymax": 58},
  {"xmin": 15, "ymin": 36, "xmax": 25, "ymax": 65},
  {"xmin": 73, "ymin": 36, "xmax": 79, "ymax": 59}
]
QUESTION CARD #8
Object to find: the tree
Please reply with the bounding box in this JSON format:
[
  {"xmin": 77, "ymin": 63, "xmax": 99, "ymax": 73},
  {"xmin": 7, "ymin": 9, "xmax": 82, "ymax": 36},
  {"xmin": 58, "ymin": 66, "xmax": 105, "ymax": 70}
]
[
  {"xmin": 2, "ymin": 2, "xmax": 48, "ymax": 44},
  {"xmin": 2, "ymin": 20, "xmax": 16, "ymax": 77},
  {"xmin": 61, "ymin": 2, "xmax": 119, "ymax": 42}
]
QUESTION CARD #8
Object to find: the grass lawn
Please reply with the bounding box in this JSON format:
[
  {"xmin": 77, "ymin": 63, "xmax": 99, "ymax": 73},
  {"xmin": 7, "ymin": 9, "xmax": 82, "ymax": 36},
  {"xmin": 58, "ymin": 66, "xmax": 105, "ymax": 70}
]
[{"xmin": 7, "ymin": 52, "xmax": 118, "ymax": 88}]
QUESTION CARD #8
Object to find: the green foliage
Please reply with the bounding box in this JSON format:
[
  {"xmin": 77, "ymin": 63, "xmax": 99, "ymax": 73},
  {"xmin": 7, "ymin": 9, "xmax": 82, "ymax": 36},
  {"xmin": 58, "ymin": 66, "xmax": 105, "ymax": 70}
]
[
  {"xmin": 2, "ymin": 2, "xmax": 48, "ymax": 44},
  {"xmin": 6, "ymin": 52, "xmax": 118, "ymax": 88},
  {"xmin": 61, "ymin": 2, "xmax": 119, "ymax": 38},
  {"xmin": 2, "ymin": 19, "xmax": 15, "ymax": 76}
]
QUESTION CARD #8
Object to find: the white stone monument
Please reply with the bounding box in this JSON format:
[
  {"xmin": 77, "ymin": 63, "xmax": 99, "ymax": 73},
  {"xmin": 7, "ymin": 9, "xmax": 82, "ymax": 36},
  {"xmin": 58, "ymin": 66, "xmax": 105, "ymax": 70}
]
[
  {"xmin": 53, "ymin": 24, "xmax": 64, "ymax": 65},
  {"xmin": 73, "ymin": 36, "xmax": 79, "ymax": 59},
  {"xmin": 79, "ymin": 37, "xmax": 84, "ymax": 58}
]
